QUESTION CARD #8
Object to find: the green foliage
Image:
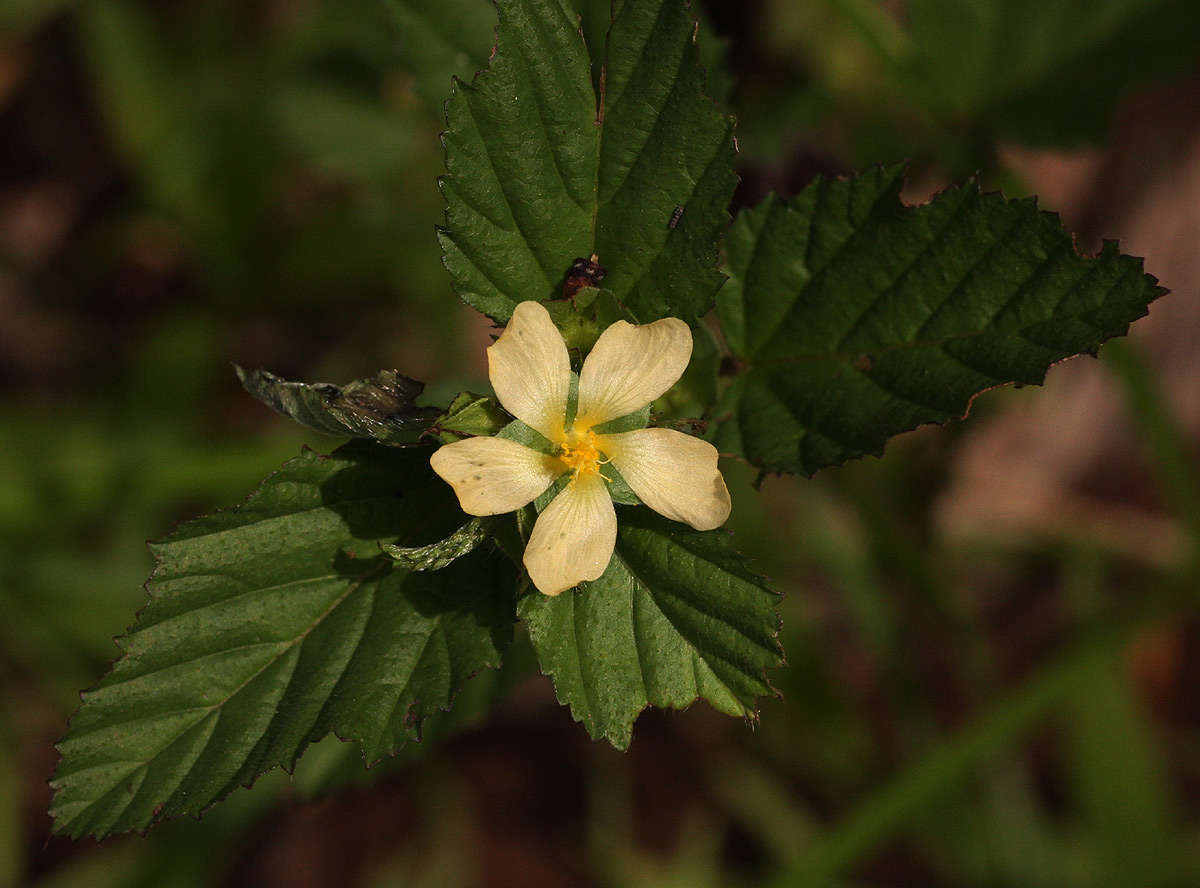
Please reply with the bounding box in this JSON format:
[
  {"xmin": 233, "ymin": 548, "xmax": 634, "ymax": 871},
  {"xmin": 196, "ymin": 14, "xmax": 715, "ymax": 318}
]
[
  {"xmin": 50, "ymin": 444, "xmax": 514, "ymax": 839},
  {"xmin": 717, "ymin": 164, "xmax": 1164, "ymax": 475},
  {"xmin": 904, "ymin": 0, "xmax": 1200, "ymax": 145},
  {"xmin": 28, "ymin": 0, "xmax": 1194, "ymax": 870},
  {"xmin": 236, "ymin": 366, "xmax": 440, "ymax": 445},
  {"xmin": 520, "ymin": 509, "xmax": 781, "ymax": 749},
  {"xmin": 439, "ymin": 0, "xmax": 736, "ymax": 323}
]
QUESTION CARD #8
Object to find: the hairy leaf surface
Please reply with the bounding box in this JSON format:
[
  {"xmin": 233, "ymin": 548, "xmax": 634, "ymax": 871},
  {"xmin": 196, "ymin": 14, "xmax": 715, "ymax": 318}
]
[
  {"xmin": 440, "ymin": 0, "xmax": 736, "ymax": 323},
  {"xmin": 717, "ymin": 165, "xmax": 1164, "ymax": 476},
  {"xmin": 520, "ymin": 509, "xmax": 781, "ymax": 749},
  {"xmin": 51, "ymin": 444, "xmax": 514, "ymax": 839}
]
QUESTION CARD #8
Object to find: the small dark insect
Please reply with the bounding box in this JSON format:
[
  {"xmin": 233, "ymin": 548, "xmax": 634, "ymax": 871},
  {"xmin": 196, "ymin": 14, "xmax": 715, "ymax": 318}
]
[
  {"xmin": 562, "ymin": 253, "xmax": 608, "ymax": 298},
  {"xmin": 668, "ymin": 205, "xmax": 684, "ymax": 230}
]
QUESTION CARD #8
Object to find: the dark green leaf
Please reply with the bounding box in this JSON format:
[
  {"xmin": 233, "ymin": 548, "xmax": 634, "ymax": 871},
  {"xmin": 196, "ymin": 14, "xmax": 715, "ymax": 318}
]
[
  {"xmin": 717, "ymin": 165, "xmax": 1164, "ymax": 476},
  {"xmin": 520, "ymin": 508, "xmax": 781, "ymax": 749},
  {"xmin": 439, "ymin": 0, "xmax": 736, "ymax": 324},
  {"xmin": 384, "ymin": 517, "xmax": 490, "ymax": 570},
  {"xmin": 50, "ymin": 444, "xmax": 514, "ymax": 839},
  {"xmin": 236, "ymin": 366, "xmax": 440, "ymax": 445}
]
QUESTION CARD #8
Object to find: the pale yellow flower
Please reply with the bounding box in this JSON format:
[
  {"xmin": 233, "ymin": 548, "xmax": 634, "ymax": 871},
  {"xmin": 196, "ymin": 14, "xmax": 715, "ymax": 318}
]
[{"xmin": 430, "ymin": 301, "xmax": 731, "ymax": 596}]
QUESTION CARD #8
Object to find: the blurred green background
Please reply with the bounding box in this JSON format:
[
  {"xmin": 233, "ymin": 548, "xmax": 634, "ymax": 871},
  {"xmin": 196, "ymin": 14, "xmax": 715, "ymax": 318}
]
[{"xmin": 2, "ymin": 0, "xmax": 1199, "ymax": 885}]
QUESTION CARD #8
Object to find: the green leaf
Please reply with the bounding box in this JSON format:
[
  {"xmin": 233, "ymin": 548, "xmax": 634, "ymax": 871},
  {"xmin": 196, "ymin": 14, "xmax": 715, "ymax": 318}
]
[
  {"xmin": 433, "ymin": 391, "xmax": 509, "ymax": 441},
  {"xmin": 384, "ymin": 518, "xmax": 490, "ymax": 570},
  {"xmin": 236, "ymin": 366, "xmax": 440, "ymax": 445},
  {"xmin": 439, "ymin": 0, "xmax": 736, "ymax": 324},
  {"xmin": 386, "ymin": 0, "xmax": 496, "ymax": 112},
  {"xmin": 50, "ymin": 444, "xmax": 515, "ymax": 839},
  {"xmin": 717, "ymin": 165, "xmax": 1164, "ymax": 476},
  {"xmin": 904, "ymin": 0, "xmax": 1200, "ymax": 145},
  {"xmin": 519, "ymin": 508, "xmax": 781, "ymax": 749}
]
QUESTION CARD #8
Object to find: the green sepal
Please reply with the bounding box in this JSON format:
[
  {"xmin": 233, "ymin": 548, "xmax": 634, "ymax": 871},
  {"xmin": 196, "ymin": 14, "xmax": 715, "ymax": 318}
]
[
  {"xmin": 533, "ymin": 474, "xmax": 571, "ymax": 513},
  {"xmin": 591, "ymin": 405, "xmax": 651, "ymax": 436},
  {"xmin": 601, "ymin": 462, "xmax": 641, "ymax": 506},
  {"xmin": 434, "ymin": 391, "xmax": 509, "ymax": 442},
  {"xmin": 496, "ymin": 418, "xmax": 556, "ymax": 455}
]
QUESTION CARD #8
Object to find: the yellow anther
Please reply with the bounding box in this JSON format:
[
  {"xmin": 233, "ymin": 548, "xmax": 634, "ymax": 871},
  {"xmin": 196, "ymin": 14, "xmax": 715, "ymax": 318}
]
[{"xmin": 558, "ymin": 427, "xmax": 606, "ymax": 479}]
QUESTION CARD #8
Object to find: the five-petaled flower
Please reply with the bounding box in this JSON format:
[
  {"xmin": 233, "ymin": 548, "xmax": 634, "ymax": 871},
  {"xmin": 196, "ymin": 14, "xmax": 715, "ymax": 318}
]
[{"xmin": 431, "ymin": 300, "xmax": 731, "ymax": 596}]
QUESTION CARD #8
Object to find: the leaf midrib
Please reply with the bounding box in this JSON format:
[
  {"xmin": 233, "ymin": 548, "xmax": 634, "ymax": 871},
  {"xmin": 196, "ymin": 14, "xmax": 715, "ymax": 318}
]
[
  {"xmin": 55, "ymin": 566, "xmax": 387, "ymax": 831},
  {"xmin": 613, "ymin": 539, "xmax": 773, "ymax": 697}
]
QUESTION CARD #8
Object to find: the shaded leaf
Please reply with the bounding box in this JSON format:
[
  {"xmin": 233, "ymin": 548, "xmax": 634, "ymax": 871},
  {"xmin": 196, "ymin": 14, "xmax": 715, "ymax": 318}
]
[
  {"xmin": 440, "ymin": 0, "xmax": 736, "ymax": 324},
  {"xmin": 520, "ymin": 508, "xmax": 781, "ymax": 749},
  {"xmin": 717, "ymin": 164, "xmax": 1164, "ymax": 476},
  {"xmin": 237, "ymin": 366, "xmax": 440, "ymax": 445},
  {"xmin": 50, "ymin": 444, "xmax": 514, "ymax": 839}
]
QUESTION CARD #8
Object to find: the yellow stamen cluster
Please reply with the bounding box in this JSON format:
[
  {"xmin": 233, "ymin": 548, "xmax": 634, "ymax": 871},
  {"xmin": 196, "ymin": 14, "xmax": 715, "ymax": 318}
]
[{"xmin": 557, "ymin": 428, "xmax": 607, "ymax": 480}]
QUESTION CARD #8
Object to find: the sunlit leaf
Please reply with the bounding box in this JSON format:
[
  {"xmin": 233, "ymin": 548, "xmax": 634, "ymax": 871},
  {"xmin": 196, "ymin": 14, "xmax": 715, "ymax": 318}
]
[
  {"xmin": 440, "ymin": 0, "xmax": 736, "ymax": 323},
  {"xmin": 520, "ymin": 508, "xmax": 781, "ymax": 749},
  {"xmin": 50, "ymin": 444, "xmax": 514, "ymax": 839}
]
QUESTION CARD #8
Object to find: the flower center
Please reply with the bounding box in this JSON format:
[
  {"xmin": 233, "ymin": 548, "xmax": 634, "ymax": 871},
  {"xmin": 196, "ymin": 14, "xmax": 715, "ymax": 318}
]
[{"xmin": 558, "ymin": 428, "xmax": 606, "ymax": 479}]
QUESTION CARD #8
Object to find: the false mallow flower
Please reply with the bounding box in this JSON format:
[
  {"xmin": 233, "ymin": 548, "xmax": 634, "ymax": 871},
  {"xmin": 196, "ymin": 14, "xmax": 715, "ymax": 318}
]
[{"xmin": 430, "ymin": 300, "xmax": 731, "ymax": 596}]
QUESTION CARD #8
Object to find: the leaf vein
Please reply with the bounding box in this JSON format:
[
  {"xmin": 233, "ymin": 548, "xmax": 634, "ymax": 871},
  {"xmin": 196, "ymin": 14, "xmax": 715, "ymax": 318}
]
[
  {"xmin": 831, "ymin": 188, "xmax": 980, "ymax": 354},
  {"xmin": 458, "ymin": 88, "xmax": 555, "ymax": 286}
]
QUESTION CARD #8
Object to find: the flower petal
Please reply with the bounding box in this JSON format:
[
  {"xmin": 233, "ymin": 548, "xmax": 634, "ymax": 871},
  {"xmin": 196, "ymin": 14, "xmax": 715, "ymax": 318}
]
[
  {"xmin": 575, "ymin": 317, "xmax": 692, "ymax": 427},
  {"xmin": 431, "ymin": 436, "xmax": 563, "ymax": 516},
  {"xmin": 487, "ymin": 301, "xmax": 570, "ymax": 441},
  {"xmin": 599, "ymin": 428, "xmax": 731, "ymax": 531},
  {"xmin": 524, "ymin": 473, "xmax": 616, "ymax": 596}
]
